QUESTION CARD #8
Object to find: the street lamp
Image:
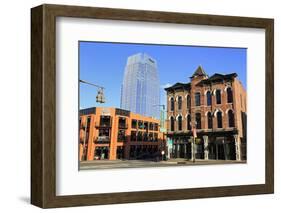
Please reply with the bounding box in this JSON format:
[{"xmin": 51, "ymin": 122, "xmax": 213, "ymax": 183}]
[
  {"xmin": 80, "ymin": 79, "xmax": 105, "ymax": 161},
  {"xmin": 96, "ymin": 88, "xmax": 105, "ymax": 103},
  {"xmin": 79, "ymin": 79, "xmax": 105, "ymax": 103},
  {"xmin": 153, "ymin": 104, "xmax": 166, "ymax": 160},
  {"xmin": 153, "ymin": 104, "xmax": 165, "ymax": 132},
  {"xmin": 190, "ymin": 121, "xmax": 197, "ymax": 163}
]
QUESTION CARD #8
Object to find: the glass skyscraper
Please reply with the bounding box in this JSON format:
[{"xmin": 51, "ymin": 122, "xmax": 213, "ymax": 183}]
[{"xmin": 120, "ymin": 53, "xmax": 160, "ymax": 118}]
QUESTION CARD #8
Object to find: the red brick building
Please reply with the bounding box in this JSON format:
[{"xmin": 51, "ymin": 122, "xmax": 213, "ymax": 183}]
[
  {"xmin": 165, "ymin": 66, "xmax": 247, "ymax": 161},
  {"xmin": 79, "ymin": 107, "xmax": 165, "ymax": 161}
]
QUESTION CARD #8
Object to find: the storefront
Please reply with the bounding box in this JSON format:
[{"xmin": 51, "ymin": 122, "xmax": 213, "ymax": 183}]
[
  {"xmin": 208, "ymin": 136, "xmax": 236, "ymax": 160},
  {"xmin": 168, "ymin": 130, "xmax": 241, "ymax": 161},
  {"xmin": 116, "ymin": 146, "xmax": 125, "ymax": 159},
  {"xmin": 129, "ymin": 145, "xmax": 159, "ymax": 159},
  {"xmin": 94, "ymin": 146, "xmax": 109, "ymax": 160}
]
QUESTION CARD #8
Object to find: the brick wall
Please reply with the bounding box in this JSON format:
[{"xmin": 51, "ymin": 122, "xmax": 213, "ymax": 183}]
[{"xmin": 166, "ymin": 74, "xmax": 246, "ymax": 134}]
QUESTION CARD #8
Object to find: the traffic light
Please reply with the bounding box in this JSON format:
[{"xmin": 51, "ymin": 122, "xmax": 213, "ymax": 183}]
[{"xmin": 96, "ymin": 88, "xmax": 105, "ymax": 103}]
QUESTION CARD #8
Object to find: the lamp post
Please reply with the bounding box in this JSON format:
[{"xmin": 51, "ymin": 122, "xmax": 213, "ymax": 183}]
[
  {"xmin": 190, "ymin": 121, "xmax": 197, "ymax": 163},
  {"xmin": 152, "ymin": 104, "xmax": 166, "ymax": 132},
  {"xmin": 79, "ymin": 79, "xmax": 106, "ymax": 103},
  {"xmin": 153, "ymin": 104, "xmax": 166, "ymax": 160},
  {"xmin": 193, "ymin": 136, "xmax": 196, "ymax": 163},
  {"xmin": 80, "ymin": 79, "xmax": 105, "ymax": 161}
]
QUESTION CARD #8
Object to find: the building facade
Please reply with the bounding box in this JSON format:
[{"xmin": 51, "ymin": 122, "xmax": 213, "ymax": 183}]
[
  {"xmin": 120, "ymin": 53, "xmax": 160, "ymax": 118},
  {"xmin": 79, "ymin": 107, "xmax": 165, "ymax": 161},
  {"xmin": 165, "ymin": 66, "xmax": 247, "ymax": 161}
]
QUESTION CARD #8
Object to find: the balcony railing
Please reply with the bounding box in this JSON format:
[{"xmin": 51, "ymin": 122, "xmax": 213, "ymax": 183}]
[
  {"xmin": 118, "ymin": 123, "xmax": 128, "ymax": 129},
  {"xmin": 95, "ymin": 121, "xmax": 111, "ymax": 128},
  {"xmin": 117, "ymin": 135, "xmax": 126, "ymax": 142},
  {"xmin": 96, "ymin": 136, "xmax": 110, "ymax": 143}
]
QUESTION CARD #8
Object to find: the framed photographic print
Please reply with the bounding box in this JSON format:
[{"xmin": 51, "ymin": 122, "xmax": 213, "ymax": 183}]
[{"xmin": 31, "ymin": 4, "xmax": 274, "ymax": 208}]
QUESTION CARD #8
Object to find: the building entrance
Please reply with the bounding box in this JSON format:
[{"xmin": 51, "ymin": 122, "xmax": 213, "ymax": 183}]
[
  {"xmin": 208, "ymin": 141, "xmax": 236, "ymax": 160},
  {"xmin": 116, "ymin": 146, "xmax": 124, "ymax": 159},
  {"xmin": 94, "ymin": 146, "xmax": 109, "ymax": 160}
]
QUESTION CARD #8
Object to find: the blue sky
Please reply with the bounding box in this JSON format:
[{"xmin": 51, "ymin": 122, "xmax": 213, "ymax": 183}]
[{"xmin": 79, "ymin": 41, "xmax": 246, "ymax": 109}]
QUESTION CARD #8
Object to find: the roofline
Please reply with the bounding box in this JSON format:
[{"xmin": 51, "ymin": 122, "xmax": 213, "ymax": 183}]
[
  {"xmin": 164, "ymin": 83, "xmax": 191, "ymax": 91},
  {"xmin": 165, "ymin": 72, "xmax": 239, "ymax": 91}
]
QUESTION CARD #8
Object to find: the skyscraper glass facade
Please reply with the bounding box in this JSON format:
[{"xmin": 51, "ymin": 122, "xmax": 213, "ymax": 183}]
[{"xmin": 121, "ymin": 53, "xmax": 160, "ymax": 118}]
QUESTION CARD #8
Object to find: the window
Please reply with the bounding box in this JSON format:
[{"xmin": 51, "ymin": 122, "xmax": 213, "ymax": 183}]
[
  {"xmin": 118, "ymin": 117, "xmax": 126, "ymax": 129},
  {"xmin": 227, "ymin": 87, "xmax": 233, "ymax": 103},
  {"xmin": 216, "ymin": 90, "xmax": 221, "ymax": 104},
  {"xmin": 195, "ymin": 113, "xmax": 201, "ymax": 129},
  {"xmin": 170, "ymin": 116, "xmax": 175, "ymax": 131},
  {"xmin": 178, "ymin": 115, "xmax": 182, "ymax": 131},
  {"xmin": 144, "ymin": 122, "xmax": 148, "ymax": 130},
  {"xmin": 137, "ymin": 131, "xmax": 143, "ymax": 141},
  {"xmin": 170, "ymin": 97, "xmax": 174, "ymax": 111},
  {"xmin": 131, "ymin": 131, "xmax": 137, "ymax": 141},
  {"xmin": 195, "ymin": 92, "xmax": 201, "ymax": 106},
  {"xmin": 187, "ymin": 114, "xmax": 191, "ymax": 130},
  {"xmin": 148, "ymin": 133, "xmax": 153, "ymax": 141},
  {"xmin": 187, "ymin": 95, "xmax": 191, "ymax": 109},
  {"xmin": 100, "ymin": 115, "xmax": 110, "ymax": 127},
  {"xmin": 143, "ymin": 132, "xmax": 148, "ymax": 141},
  {"xmin": 154, "ymin": 123, "xmax": 159, "ymax": 131},
  {"xmin": 228, "ymin": 110, "xmax": 235, "ymax": 127},
  {"xmin": 217, "ymin": 111, "xmax": 223, "ymax": 128},
  {"xmin": 98, "ymin": 129, "xmax": 109, "ymax": 136},
  {"xmin": 138, "ymin": 120, "xmax": 143, "ymax": 129},
  {"xmin": 131, "ymin": 119, "xmax": 137, "ymax": 129},
  {"xmin": 117, "ymin": 130, "xmax": 126, "ymax": 142},
  {"xmin": 149, "ymin": 122, "xmax": 154, "ymax": 130},
  {"xmin": 207, "ymin": 112, "xmax": 212, "ymax": 129},
  {"xmin": 178, "ymin": 96, "xmax": 182, "ymax": 110},
  {"xmin": 87, "ymin": 116, "xmax": 91, "ymax": 128},
  {"xmin": 206, "ymin": 91, "xmax": 212, "ymax": 106},
  {"xmin": 154, "ymin": 133, "xmax": 158, "ymax": 142}
]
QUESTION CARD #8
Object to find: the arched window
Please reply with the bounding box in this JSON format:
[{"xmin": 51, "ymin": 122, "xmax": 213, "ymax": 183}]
[
  {"xmin": 228, "ymin": 110, "xmax": 235, "ymax": 127},
  {"xmin": 195, "ymin": 113, "xmax": 201, "ymax": 129},
  {"xmin": 170, "ymin": 97, "xmax": 174, "ymax": 111},
  {"xmin": 207, "ymin": 112, "xmax": 212, "ymax": 129},
  {"xmin": 187, "ymin": 114, "xmax": 191, "ymax": 130},
  {"xmin": 187, "ymin": 95, "xmax": 191, "ymax": 109},
  {"xmin": 178, "ymin": 115, "xmax": 182, "ymax": 131},
  {"xmin": 216, "ymin": 90, "xmax": 221, "ymax": 104},
  {"xmin": 217, "ymin": 111, "xmax": 223, "ymax": 128},
  {"xmin": 178, "ymin": 96, "xmax": 182, "ymax": 110},
  {"xmin": 206, "ymin": 91, "xmax": 212, "ymax": 106},
  {"xmin": 195, "ymin": 92, "xmax": 201, "ymax": 106},
  {"xmin": 227, "ymin": 87, "xmax": 233, "ymax": 103},
  {"xmin": 170, "ymin": 116, "xmax": 175, "ymax": 131}
]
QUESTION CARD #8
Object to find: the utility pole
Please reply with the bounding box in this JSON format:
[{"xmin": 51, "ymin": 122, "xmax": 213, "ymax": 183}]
[
  {"xmin": 191, "ymin": 121, "xmax": 197, "ymax": 163},
  {"xmin": 79, "ymin": 79, "xmax": 106, "ymax": 103},
  {"xmin": 79, "ymin": 79, "xmax": 105, "ymax": 161},
  {"xmin": 153, "ymin": 104, "xmax": 166, "ymax": 160}
]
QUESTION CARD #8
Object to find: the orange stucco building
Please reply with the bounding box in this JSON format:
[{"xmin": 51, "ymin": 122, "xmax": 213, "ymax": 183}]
[{"xmin": 79, "ymin": 107, "xmax": 165, "ymax": 161}]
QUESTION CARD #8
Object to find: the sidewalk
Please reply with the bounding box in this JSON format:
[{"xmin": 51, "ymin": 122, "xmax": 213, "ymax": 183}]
[{"xmin": 80, "ymin": 158, "xmax": 246, "ymax": 170}]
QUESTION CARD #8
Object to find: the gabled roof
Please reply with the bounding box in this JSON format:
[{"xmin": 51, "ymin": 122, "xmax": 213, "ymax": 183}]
[
  {"xmin": 163, "ymin": 65, "xmax": 238, "ymax": 92},
  {"xmin": 164, "ymin": 82, "xmax": 191, "ymax": 92},
  {"xmin": 191, "ymin": 65, "xmax": 208, "ymax": 78},
  {"xmin": 197, "ymin": 73, "xmax": 237, "ymax": 86}
]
